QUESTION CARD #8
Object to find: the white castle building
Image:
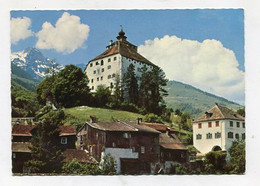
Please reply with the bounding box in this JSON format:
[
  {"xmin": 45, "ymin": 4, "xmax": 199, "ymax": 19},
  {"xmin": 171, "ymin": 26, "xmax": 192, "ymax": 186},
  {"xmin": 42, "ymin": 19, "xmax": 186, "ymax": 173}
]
[
  {"xmin": 192, "ymin": 103, "xmax": 245, "ymax": 154},
  {"xmin": 85, "ymin": 29, "xmax": 155, "ymax": 92}
]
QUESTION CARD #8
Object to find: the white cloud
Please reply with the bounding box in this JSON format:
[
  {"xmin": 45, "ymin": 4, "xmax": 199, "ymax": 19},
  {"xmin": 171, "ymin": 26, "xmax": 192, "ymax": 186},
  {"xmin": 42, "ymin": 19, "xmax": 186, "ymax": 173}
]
[
  {"xmin": 36, "ymin": 12, "xmax": 90, "ymax": 54},
  {"xmin": 11, "ymin": 17, "xmax": 33, "ymax": 44},
  {"xmin": 138, "ymin": 35, "xmax": 245, "ymax": 104}
]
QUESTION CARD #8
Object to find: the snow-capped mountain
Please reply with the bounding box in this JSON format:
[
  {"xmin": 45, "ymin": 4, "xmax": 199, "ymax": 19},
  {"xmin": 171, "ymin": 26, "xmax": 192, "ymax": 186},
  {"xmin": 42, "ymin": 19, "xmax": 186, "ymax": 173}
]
[{"xmin": 11, "ymin": 47, "xmax": 64, "ymax": 80}]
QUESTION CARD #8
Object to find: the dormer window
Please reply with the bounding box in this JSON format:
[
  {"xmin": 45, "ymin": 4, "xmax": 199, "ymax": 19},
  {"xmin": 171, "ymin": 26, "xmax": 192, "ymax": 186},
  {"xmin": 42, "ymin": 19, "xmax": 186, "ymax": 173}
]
[{"xmin": 205, "ymin": 112, "xmax": 212, "ymax": 118}]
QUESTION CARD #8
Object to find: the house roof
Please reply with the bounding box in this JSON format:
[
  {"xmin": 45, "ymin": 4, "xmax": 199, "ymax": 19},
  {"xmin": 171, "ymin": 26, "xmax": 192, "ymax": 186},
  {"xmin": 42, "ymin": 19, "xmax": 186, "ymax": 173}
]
[
  {"xmin": 193, "ymin": 104, "xmax": 245, "ymax": 122},
  {"xmin": 12, "ymin": 124, "xmax": 76, "ymax": 137},
  {"xmin": 88, "ymin": 31, "xmax": 155, "ymax": 66},
  {"xmin": 140, "ymin": 122, "xmax": 175, "ymax": 132},
  {"xmin": 84, "ymin": 121, "xmax": 160, "ymax": 134},
  {"xmin": 62, "ymin": 149, "xmax": 98, "ymax": 164},
  {"xmin": 12, "ymin": 142, "xmax": 31, "ymax": 153},
  {"xmin": 12, "ymin": 124, "xmax": 36, "ymax": 136},
  {"xmin": 159, "ymin": 133, "xmax": 188, "ymax": 151}
]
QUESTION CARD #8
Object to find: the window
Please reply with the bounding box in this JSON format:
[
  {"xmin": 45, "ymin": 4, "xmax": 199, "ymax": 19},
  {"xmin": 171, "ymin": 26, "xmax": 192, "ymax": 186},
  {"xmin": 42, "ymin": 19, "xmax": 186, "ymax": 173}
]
[
  {"xmin": 13, "ymin": 153, "xmax": 16, "ymax": 159},
  {"xmin": 101, "ymin": 60, "xmax": 104, "ymax": 66},
  {"xmin": 215, "ymin": 132, "xmax": 221, "ymax": 138},
  {"xmin": 101, "ymin": 68, "xmax": 104, "ymax": 72},
  {"xmin": 113, "ymin": 56, "xmax": 117, "ymax": 61},
  {"xmin": 110, "ymin": 82, "xmax": 113, "ymax": 88},
  {"xmin": 206, "ymin": 133, "xmax": 212, "ymax": 139},
  {"xmin": 196, "ymin": 134, "xmax": 202, "ymax": 140},
  {"xmin": 112, "ymin": 73, "xmax": 116, "ymax": 78},
  {"xmin": 243, "ymin": 122, "xmax": 245, "ymax": 128},
  {"xmin": 112, "ymin": 142, "xmax": 116, "ymax": 147},
  {"xmin": 230, "ymin": 121, "xmax": 233, "ymax": 127},
  {"xmin": 236, "ymin": 122, "xmax": 240, "ymax": 128},
  {"xmin": 132, "ymin": 146, "xmax": 136, "ymax": 152},
  {"xmin": 96, "ymin": 132, "xmax": 99, "ymax": 140},
  {"xmin": 108, "ymin": 65, "xmax": 111, "ymax": 70},
  {"xmin": 208, "ymin": 122, "xmax": 212, "ymax": 128},
  {"xmin": 198, "ymin": 123, "xmax": 202, "ymax": 129},
  {"xmin": 141, "ymin": 146, "xmax": 145, "ymax": 154},
  {"xmin": 123, "ymin": 133, "xmax": 131, "ymax": 139},
  {"xmin": 91, "ymin": 79, "xmax": 93, "ymax": 83},
  {"xmin": 101, "ymin": 76, "xmax": 103, "ymax": 81},
  {"xmin": 242, "ymin": 133, "xmax": 245, "ymax": 140},
  {"xmin": 235, "ymin": 133, "xmax": 239, "ymax": 140},
  {"xmin": 228, "ymin": 132, "xmax": 233, "ymax": 139},
  {"xmin": 108, "ymin": 75, "xmax": 111, "ymax": 79},
  {"xmin": 97, "ymin": 77, "xmax": 99, "ymax": 81},
  {"xmin": 108, "ymin": 58, "xmax": 111, "ymax": 62},
  {"xmin": 90, "ymin": 63, "xmax": 93, "ymax": 67},
  {"xmin": 93, "ymin": 70, "xmax": 96, "ymax": 74},
  {"xmin": 91, "ymin": 86, "xmax": 94, "ymax": 90},
  {"xmin": 61, "ymin": 137, "xmax": 67, "ymax": 144},
  {"xmin": 96, "ymin": 61, "xmax": 99, "ymax": 65},
  {"xmin": 89, "ymin": 145, "xmax": 92, "ymax": 153},
  {"xmin": 216, "ymin": 121, "xmax": 219, "ymax": 127}
]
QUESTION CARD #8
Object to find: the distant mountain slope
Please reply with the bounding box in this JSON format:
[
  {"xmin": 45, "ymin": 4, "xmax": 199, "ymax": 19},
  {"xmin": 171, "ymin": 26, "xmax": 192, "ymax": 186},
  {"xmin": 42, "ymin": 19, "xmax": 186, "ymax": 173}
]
[
  {"xmin": 164, "ymin": 80, "xmax": 243, "ymax": 118},
  {"xmin": 11, "ymin": 47, "xmax": 63, "ymax": 81}
]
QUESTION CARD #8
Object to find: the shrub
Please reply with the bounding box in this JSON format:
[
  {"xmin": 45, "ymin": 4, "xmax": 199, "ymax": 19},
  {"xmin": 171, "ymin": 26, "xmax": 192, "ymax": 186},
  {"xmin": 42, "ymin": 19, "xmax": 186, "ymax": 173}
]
[{"xmin": 144, "ymin": 113, "xmax": 162, "ymax": 123}]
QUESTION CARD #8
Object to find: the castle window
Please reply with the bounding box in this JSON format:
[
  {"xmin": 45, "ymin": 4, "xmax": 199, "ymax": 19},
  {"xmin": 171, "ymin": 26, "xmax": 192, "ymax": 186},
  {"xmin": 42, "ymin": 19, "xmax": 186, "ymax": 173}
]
[
  {"xmin": 242, "ymin": 133, "xmax": 245, "ymax": 140},
  {"xmin": 97, "ymin": 77, "xmax": 99, "ymax": 81},
  {"xmin": 196, "ymin": 134, "xmax": 202, "ymax": 140},
  {"xmin": 114, "ymin": 56, "xmax": 117, "ymax": 61},
  {"xmin": 91, "ymin": 86, "xmax": 94, "ymax": 90},
  {"xmin": 243, "ymin": 122, "xmax": 245, "ymax": 128},
  {"xmin": 91, "ymin": 79, "xmax": 93, "ymax": 83},
  {"xmin": 236, "ymin": 122, "xmax": 240, "ymax": 128},
  {"xmin": 108, "ymin": 58, "xmax": 111, "ymax": 62},
  {"xmin": 108, "ymin": 65, "xmax": 111, "ymax": 70},
  {"xmin": 108, "ymin": 75, "xmax": 111, "ymax": 79},
  {"xmin": 198, "ymin": 123, "xmax": 202, "ymax": 129},
  {"xmin": 61, "ymin": 137, "xmax": 67, "ymax": 144},
  {"xmin": 228, "ymin": 132, "xmax": 233, "ymax": 139},
  {"xmin": 216, "ymin": 121, "xmax": 219, "ymax": 127},
  {"xmin": 96, "ymin": 61, "xmax": 99, "ymax": 65},
  {"xmin": 141, "ymin": 146, "xmax": 145, "ymax": 154},
  {"xmin": 90, "ymin": 63, "xmax": 93, "ymax": 67},
  {"xmin": 101, "ymin": 76, "xmax": 103, "ymax": 81},
  {"xmin": 230, "ymin": 121, "xmax": 233, "ymax": 127},
  {"xmin": 93, "ymin": 70, "xmax": 96, "ymax": 74},
  {"xmin": 110, "ymin": 82, "xmax": 113, "ymax": 88},
  {"xmin": 215, "ymin": 132, "xmax": 221, "ymax": 138},
  {"xmin": 208, "ymin": 122, "xmax": 212, "ymax": 128},
  {"xmin": 235, "ymin": 133, "xmax": 239, "ymax": 140},
  {"xmin": 112, "ymin": 73, "xmax": 116, "ymax": 78},
  {"xmin": 206, "ymin": 133, "xmax": 212, "ymax": 139},
  {"xmin": 101, "ymin": 60, "xmax": 104, "ymax": 66},
  {"xmin": 101, "ymin": 68, "xmax": 104, "ymax": 72}
]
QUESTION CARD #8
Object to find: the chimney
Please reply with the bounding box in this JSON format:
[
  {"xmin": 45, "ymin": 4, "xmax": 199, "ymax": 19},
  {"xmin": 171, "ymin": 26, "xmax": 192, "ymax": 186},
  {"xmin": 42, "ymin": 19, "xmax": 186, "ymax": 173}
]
[
  {"xmin": 137, "ymin": 118, "xmax": 142, "ymax": 124},
  {"xmin": 166, "ymin": 127, "xmax": 171, "ymax": 136},
  {"xmin": 90, "ymin": 115, "xmax": 96, "ymax": 123}
]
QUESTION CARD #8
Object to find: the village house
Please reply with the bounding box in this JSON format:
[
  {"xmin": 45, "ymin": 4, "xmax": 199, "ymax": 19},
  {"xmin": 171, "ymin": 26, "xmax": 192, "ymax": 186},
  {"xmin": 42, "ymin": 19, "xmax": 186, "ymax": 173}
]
[
  {"xmin": 85, "ymin": 29, "xmax": 155, "ymax": 93},
  {"xmin": 11, "ymin": 123, "xmax": 94, "ymax": 173},
  {"xmin": 192, "ymin": 103, "xmax": 245, "ymax": 155},
  {"xmin": 77, "ymin": 116, "xmax": 189, "ymax": 174}
]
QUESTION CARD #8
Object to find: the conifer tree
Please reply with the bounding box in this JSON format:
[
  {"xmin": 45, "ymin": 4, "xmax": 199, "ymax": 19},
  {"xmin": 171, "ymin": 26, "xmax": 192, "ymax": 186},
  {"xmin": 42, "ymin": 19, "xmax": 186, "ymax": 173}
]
[
  {"xmin": 113, "ymin": 73, "xmax": 123, "ymax": 105},
  {"xmin": 25, "ymin": 109, "xmax": 65, "ymax": 173}
]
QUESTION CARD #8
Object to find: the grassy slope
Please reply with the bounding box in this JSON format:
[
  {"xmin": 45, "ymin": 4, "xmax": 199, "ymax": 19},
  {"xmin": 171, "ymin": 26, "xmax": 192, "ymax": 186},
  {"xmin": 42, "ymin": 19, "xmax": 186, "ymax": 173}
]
[
  {"xmin": 63, "ymin": 106, "xmax": 143, "ymax": 125},
  {"xmin": 165, "ymin": 80, "xmax": 243, "ymax": 118}
]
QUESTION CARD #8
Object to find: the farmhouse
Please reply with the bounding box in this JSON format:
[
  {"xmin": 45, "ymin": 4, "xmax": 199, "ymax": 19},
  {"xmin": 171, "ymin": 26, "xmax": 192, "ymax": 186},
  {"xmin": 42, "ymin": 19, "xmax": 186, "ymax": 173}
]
[
  {"xmin": 85, "ymin": 29, "xmax": 155, "ymax": 92},
  {"xmin": 77, "ymin": 116, "xmax": 188, "ymax": 174},
  {"xmin": 192, "ymin": 103, "xmax": 245, "ymax": 154}
]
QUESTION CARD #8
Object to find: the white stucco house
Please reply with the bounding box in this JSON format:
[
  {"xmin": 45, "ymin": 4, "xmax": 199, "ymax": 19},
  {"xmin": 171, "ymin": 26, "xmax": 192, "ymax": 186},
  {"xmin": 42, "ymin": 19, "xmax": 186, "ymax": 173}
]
[
  {"xmin": 192, "ymin": 103, "xmax": 245, "ymax": 154},
  {"xmin": 84, "ymin": 29, "xmax": 155, "ymax": 92}
]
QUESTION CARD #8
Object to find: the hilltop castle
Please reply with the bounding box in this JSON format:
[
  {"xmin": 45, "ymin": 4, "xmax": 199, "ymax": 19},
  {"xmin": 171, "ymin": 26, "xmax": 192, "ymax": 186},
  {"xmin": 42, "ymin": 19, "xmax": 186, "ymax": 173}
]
[{"xmin": 84, "ymin": 29, "xmax": 155, "ymax": 92}]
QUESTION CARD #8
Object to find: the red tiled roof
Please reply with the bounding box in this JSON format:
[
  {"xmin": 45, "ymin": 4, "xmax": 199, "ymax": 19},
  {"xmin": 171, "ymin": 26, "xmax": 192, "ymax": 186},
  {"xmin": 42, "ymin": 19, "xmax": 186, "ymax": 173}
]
[
  {"xmin": 194, "ymin": 104, "xmax": 245, "ymax": 122},
  {"xmin": 88, "ymin": 40, "xmax": 155, "ymax": 66},
  {"xmin": 12, "ymin": 124, "xmax": 36, "ymax": 136},
  {"xmin": 62, "ymin": 149, "xmax": 97, "ymax": 164},
  {"xmin": 12, "ymin": 124, "xmax": 76, "ymax": 136},
  {"xmin": 141, "ymin": 122, "xmax": 175, "ymax": 132},
  {"xmin": 59, "ymin": 126, "xmax": 76, "ymax": 136},
  {"xmin": 87, "ymin": 121, "xmax": 136, "ymax": 132}
]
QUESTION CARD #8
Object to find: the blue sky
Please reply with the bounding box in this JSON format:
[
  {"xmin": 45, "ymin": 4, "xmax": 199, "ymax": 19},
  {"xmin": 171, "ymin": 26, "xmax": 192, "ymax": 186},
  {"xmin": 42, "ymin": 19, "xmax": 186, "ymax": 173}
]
[{"xmin": 10, "ymin": 10, "xmax": 245, "ymax": 104}]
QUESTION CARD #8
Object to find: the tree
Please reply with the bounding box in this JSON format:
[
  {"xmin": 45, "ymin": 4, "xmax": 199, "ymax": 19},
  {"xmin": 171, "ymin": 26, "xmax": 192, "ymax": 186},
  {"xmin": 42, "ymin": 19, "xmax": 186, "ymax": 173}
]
[
  {"xmin": 112, "ymin": 73, "xmax": 123, "ymax": 106},
  {"xmin": 204, "ymin": 151, "xmax": 227, "ymax": 174},
  {"xmin": 226, "ymin": 140, "xmax": 245, "ymax": 174},
  {"xmin": 139, "ymin": 66, "xmax": 151, "ymax": 109},
  {"xmin": 122, "ymin": 64, "xmax": 139, "ymax": 105},
  {"xmin": 100, "ymin": 153, "xmax": 117, "ymax": 175},
  {"xmin": 237, "ymin": 108, "xmax": 245, "ymax": 117},
  {"xmin": 62, "ymin": 159, "xmax": 101, "ymax": 175},
  {"xmin": 95, "ymin": 85, "xmax": 112, "ymax": 107},
  {"xmin": 36, "ymin": 65, "xmax": 90, "ymax": 108},
  {"xmin": 25, "ymin": 109, "xmax": 65, "ymax": 173}
]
